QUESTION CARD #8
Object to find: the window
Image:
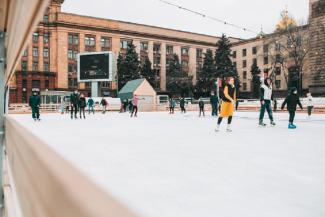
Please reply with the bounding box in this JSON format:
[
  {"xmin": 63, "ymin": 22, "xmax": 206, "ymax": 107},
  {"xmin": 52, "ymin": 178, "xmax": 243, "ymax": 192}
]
[
  {"xmin": 252, "ymin": 47, "xmax": 257, "ymax": 55},
  {"xmin": 233, "ymin": 62, "xmax": 237, "ymax": 68},
  {"xmin": 21, "ymin": 61, "xmax": 28, "ymax": 71},
  {"xmin": 23, "ymin": 49, "xmax": 28, "ymax": 57},
  {"xmin": 43, "ymin": 48, "xmax": 49, "ymax": 58},
  {"xmin": 120, "ymin": 39, "xmax": 131, "ymax": 49},
  {"xmin": 33, "ymin": 33, "xmax": 39, "ymax": 43},
  {"xmin": 275, "ymin": 80, "xmax": 281, "ymax": 89},
  {"xmin": 68, "ymin": 34, "xmax": 79, "ymax": 45},
  {"xmin": 154, "ymin": 56, "xmax": 161, "ymax": 65},
  {"xmin": 68, "ymin": 49, "xmax": 73, "ymax": 59},
  {"xmin": 68, "ymin": 64, "xmax": 76, "ymax": 73},
  {"xmin": 140, "ymin": 42, "xmax": 148, "ymax": 51},
  {"xmin": 68, "ymin": 78, "xmax": 78, "ymax": 87},
  {"xmin": 22, "ymin": 79, "xmax": 27, "ymax": 88},
  {"xmin": 45, "ymin": 80, "xmax": 49, "ymax": 89},
  {"xmin": 264, "ymin": 56, "xmax": 268, "ymax": 65},
  {"xmin": 32, "ymin": 47, "xmax": 38, "ymax": 57},
  {"xmin": 264, "ymin": 68, "xmax": 269, "ymax": 77},
  {"xmin": 275, "ymin": 43, "xmax": 281, "ymax": 51},
  {"xmin": 44, "ymin": 62, "xmax": 49, "ymax": 71},
  {"xmin": 297, "ymin": 36, "xmax": 302, "ymax": 46},
  {"xmin": 275, "ymin": 67, "xmax": 281, "ymax": 75},
  {"xmin": 182, "ymin": 60, "xmax": 188, "ymax": 67},
  {"xmin": 242, "ymin": 49, "xmax": 247, "ymax": 57},
  {"xmin": 243, "ymin": 83, "xmax": 247, "ymax": 91},
  {"xmin": 181, "ymin": 47, "xmax": 189, "ymax": 56},
  {"xmin": 243, "ymin": 71, "xmax": 247, "ymax": 79},
  {"xmin": 32, "ymin": 80, "xmax": 40, "ymax": 88},
  {"xmin": 243, "ymin": 60, "xmax": 247, "ymax": 68},
  {"xmin": 100, "ymin": 37, "xmax": 111, "ymax": 48},
  {"xmin": 68, "ymin": 50, "xmax": 78, "ymax": 60},
  {"xmin": 253, "ymin": 58, "xmax": 257, "ymax": 65},
  {"xmin": 263, "ymin": 44, "xmax": 268, "ymax": 53},
  {"xmin": 196, "ymin": 49, "xmax": 203, "ymax": 58},
  {"xmin": 166, "ymin": 45, "xmax": 173, "ymax": 55},
  {"xmin": 153, "ymin": 43, "xmax": 161, "ymax": 52},
  {"xmin": 43, "ymin": 15, "xmax": 49, "ymax": 23},
  {"xmin": 43, "ymin": 33, "xmax": 49, "ymax": 44},
  {"xmin": 85, "ymin": 36, "xmax": 95, "ymax": 46},
  {"xmin": 232, "ymin": 51, "xmax": 237, "ymax": 58},
  {"xmin": 32, "ymin": 62, "xmax": 38, "ymax": 71},
  {"xmin": 276, "ymin": 54, "xmax": 281, "ymax": 62}
]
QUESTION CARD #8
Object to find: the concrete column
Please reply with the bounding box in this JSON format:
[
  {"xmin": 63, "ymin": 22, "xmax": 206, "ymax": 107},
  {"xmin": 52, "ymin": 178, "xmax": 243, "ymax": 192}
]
[
  {"xmin": 56, "ymin": 31, "xmax": 68, "ymax": 89},
  {"xmin": 148, "ymin": 41, "xmax": 154, "ymax": 65},
  {"xmin": 160, "ymin": 42, "xmax": 166, "ymax": 90},
  {"xmin": 189, "ymin": 47, "xmax": 196, "ymax": 84}
]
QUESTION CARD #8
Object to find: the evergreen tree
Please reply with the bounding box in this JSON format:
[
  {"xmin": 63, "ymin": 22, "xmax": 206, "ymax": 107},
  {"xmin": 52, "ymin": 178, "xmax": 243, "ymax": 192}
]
[
  {"xmin": 166, "ymin": 54, "xmax": 193, "ymax": 96},
  {"xmin": 140, "ymin": 56, "xmax": 155, "ymax": 88},
  {"xmin": 117, "ymin": 41, "xmax": 140, "ymax": 90},
  {"xmin": 196, "ymin": 49, "xmax": 216, "ymax": 96},
  {"xmin": 250, "ymin": 62, "xmax": 261, "ymax": 98},
  {"xmin": 215, "ymin": 34, "xmax": 239, "ymax": 80}
]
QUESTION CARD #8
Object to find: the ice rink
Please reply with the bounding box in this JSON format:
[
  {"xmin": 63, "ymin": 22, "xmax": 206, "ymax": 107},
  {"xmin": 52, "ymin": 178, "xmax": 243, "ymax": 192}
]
[{"xmin": 11, "ymin": 111, "xmax": 325, "ymax": 217}]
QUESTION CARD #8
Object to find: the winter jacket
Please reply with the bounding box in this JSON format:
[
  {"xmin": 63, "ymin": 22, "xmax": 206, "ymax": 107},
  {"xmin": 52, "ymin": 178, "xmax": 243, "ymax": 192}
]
[
  {"xmin": 79, "ymin": 97, "xmax": 87, "ymax": 108},
  {"xmin": 169, "ymin": 99, "xmax": 176, "ymax": 108},
  {"xmin": 281, "ymin": 88, "xmax": 303, "ymax": 111},
  {"xmin": 307, "ymin": 95, "xmax": 314, "ymax": 107},
  {"xmin": 100, "ymin": 99, "xmax": 107, "ymax": 106},
  {"xmin": 210, "ymin": 95, "xmax": 218, "ymax": 105},
  {"xmin": 29, "ymin": 95, "xmax": 40, "ymax": 107},
  {"xmin": 260, "ymin": 80, "xmax": 273, "ymax": 101},
  {"xmin": 132, "ymin": 96, "xmax": 139, "ymax": 106},
  {"xmin": 180, "ymin": 98, "xmax": 185, "ymax": 107},
  {"xmin": 70, "ymin": 93, "xmax": 80, "ymax": 105},
  {"xmin": 199, "ymin": 100, "xmax": 204, "ymax": 108},
  {"xmin": 87, "ymin": 98, "xmax": 94, "ymax": 107}
]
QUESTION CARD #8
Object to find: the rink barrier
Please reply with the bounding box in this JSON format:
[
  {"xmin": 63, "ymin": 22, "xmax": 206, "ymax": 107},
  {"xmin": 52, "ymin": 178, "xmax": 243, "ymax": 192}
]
[{"xmin": 5, "ymin": 117, "xmax": 140, "ymax": 217}]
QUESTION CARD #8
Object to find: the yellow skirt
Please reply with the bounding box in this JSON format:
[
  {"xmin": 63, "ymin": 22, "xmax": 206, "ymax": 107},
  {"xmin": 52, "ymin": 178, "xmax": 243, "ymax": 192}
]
[{"xmin": 220, "ymin": 101, "xmax": 234, "ymax": 117}]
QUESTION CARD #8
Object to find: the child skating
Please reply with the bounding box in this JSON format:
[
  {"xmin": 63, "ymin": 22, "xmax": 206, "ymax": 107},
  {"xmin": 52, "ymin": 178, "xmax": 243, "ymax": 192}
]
[
  {"xmin": 215, "ymin": 77, "xmax": 236, "ymax": 132},
  {"xmin": 306, "ymin": 92, "xmax": 314, "ymax": 119},
  {"xmin": 281, "ymin": 87, "xmax": 303, "ymax": 129}
]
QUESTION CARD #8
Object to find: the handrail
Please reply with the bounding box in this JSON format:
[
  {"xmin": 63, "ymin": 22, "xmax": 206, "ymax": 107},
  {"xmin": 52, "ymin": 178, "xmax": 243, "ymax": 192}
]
[{"xmin": 5, "ymin": 117, "xmax": 139, "ymax": 217}]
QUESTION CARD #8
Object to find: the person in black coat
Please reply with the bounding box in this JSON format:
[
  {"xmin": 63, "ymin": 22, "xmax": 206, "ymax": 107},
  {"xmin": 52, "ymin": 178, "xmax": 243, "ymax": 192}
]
[
  {"xmin": 281, "ymin": 87, "xmax": 303, "ymax": 129},
  {"xmin": 29, "ymin": 91, "xmax": 41, "ymax": 121},
  {"xmin": 199, "ymin": 97, "xmax": 205, "ymax": 117},
  {"xmin": 78, "ymin": 93, "xmax": 86, "ymax": 119},
  {"xmin": 70, "ymin": 90, "xmax": 80, "ymax": 119},
  {"xmin": 180, "ymin": 97, "xmax": 186, "ymax": 113}
]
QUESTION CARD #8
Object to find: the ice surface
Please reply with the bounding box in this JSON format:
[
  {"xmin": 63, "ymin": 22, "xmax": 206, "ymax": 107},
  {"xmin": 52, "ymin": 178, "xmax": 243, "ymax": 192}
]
[{"xmin": 11, "ymin": 111, "xmax": 325, "ymax": 217}]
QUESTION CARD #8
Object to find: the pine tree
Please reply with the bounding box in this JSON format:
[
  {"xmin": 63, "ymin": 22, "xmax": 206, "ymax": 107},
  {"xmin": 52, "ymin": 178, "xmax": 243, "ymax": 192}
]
[
  {"xmin": 166, "ymin": 54, "xmax": 193, "ymax": 96},
  {"xmin": 117, "ymin": 41, "xmax": 140, "ymax": 90},
  {"xmin": 196, "ymin": 49, "xmax": 216, "ymax": 96},
  {"xmin": 215, "ymin": 34, "xmax": 238, "ymax": 80},
  {"xmin": 250, "ymin": 62, "xmax": 261, "ymax": 98},
  {"xmin": 140, "ymin": 56, "xmax": 156, "ymax": 88}
]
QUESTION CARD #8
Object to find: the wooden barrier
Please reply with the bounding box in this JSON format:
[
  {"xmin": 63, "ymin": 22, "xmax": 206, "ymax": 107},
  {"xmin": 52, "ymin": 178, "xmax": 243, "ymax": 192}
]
[{"xmin": 5, "ymin": 117, "xmax": 139, "ymax": 217}]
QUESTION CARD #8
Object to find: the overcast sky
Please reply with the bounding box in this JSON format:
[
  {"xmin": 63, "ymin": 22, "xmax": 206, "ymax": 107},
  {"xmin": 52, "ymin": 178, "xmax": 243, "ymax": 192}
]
[{"xmin": 62, "ymin": 0, "xmax": 309, "ymax": 39}]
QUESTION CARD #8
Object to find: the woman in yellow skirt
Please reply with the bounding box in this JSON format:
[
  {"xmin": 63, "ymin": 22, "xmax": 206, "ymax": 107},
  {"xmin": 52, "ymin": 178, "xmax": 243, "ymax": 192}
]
[{"xmin": 215, "ymin": 77, "xmax": 236, "ymax": 132}]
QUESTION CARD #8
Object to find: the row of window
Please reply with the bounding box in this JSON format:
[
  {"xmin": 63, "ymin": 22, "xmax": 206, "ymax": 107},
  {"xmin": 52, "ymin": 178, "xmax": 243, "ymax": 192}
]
[
  {"xmin": 21, "ymin": 61, "xmax": 49, "ymax": 71},
  {"xmin": 32, "ymin": 33, "xmax": 50, "ymax": 44},
  {"xmin": 241, "ymin": 80, "xmax": 281, "ymax": 91},
  {"xmin": 233, "ymin": 56, "xmax": 270, "ymax": 69},
  {"xmin": 23, "ymin": 47, "xmax": 49, "ymax": 58}
]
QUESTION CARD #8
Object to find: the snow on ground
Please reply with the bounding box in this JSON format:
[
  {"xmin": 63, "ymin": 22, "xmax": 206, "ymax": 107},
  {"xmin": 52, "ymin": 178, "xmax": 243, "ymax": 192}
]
[{"xmin": 11, "ymin": 111, "xmax": 325, "ymax": 217}]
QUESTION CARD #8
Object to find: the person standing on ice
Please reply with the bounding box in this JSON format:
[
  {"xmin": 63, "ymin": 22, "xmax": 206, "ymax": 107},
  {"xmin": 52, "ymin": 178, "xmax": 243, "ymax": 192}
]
[
  {"xmin": 169, "ymin": 97, "xmax": 176, "ymax": 114},
  {"xmin": 281, "ymin": 87, "xmax": 303, "ymax": 129},
  {"xmin": 70, "ymin": 90, "xmax": 80, "ymax": 119},
  {"xmin": 199, "ymin": 97, "xmax": 205, "ymax": 117},
  {"xmin": 131, "ymin": 94, "xmax": 139, "ymax": 117},
  {"xmin": 180, "ymin": 97, "xmax": 186, "ymax": 113},
  {"xmin": 78, "ymin": 93, "xmax": 86, "ymax": 119},
  {"xmin": 259, "ymin": 78, "xmax": 276, "ymax": 126},
  {"xmin": 100, "ymin": 97, "xmax": 108, "ymax": 114},
  {"xmin": 210, "ymin": 92, "xmax": 218, "ymax": 116},
  {"xmin": 87, "ymin": 97, "xmax": 95, "ymax": 114},
  {"xmin": 215, "ymin": 77, "xmax": 236, "ymax": 132},
  {"xmin": 29, "ymin": 91, "xmax": 41, "ymax": 121},
  {"xmin": 306, "ymin": 92, "xmax": 314, "ymax": 118}
]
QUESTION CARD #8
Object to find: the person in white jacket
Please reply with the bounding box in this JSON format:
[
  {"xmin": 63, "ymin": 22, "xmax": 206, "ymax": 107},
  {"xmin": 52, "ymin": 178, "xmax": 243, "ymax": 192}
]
[
  {"xmin": 259, "ymin": 77, "xmax": 276, "ymax": 126},
  {"xmin": 306, "ymin": 92, "xmax": 314, "ymax": 118}
]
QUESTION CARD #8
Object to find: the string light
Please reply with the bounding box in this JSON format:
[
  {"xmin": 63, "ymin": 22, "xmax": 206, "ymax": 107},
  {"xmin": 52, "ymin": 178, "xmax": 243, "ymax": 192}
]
[{"xmin": 157, "ymin": 0, "xmax": 259, "ymax": 34}]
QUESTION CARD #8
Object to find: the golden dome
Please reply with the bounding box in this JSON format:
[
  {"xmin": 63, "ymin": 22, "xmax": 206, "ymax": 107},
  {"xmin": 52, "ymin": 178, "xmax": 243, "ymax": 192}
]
[{"xmin": 276, "ymin": 8, "xmax": 297, "ymax": 31}]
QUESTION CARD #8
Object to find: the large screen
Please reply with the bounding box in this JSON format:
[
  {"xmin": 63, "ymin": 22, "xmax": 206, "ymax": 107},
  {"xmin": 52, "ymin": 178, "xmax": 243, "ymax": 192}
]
[{"xmin": 78, "ymin": 52, "xmax": 115, "ymax": 82}]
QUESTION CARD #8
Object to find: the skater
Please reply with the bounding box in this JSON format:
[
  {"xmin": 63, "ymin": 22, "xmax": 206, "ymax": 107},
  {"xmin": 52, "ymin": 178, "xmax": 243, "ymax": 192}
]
[
  {"xmin": 273, "ymin": 98, "xmax": 278, "ymax": 112},
  {"xmin": 87, "ymin": 97, "xmax": 95, "ymax": 114},
  {"xmin": 306, "ymin": 92, "xmax": 314, "ymax": 118},
  {"xmin": 60, "ymin": 96, "xmax": 66, "ymax": 114},
  {"xmin": 281, "ymin": 87, "xmax": 303, "ymax": 129},
  {"xmin": 70, "ymin": 90, "xmax": 79, "ymax": 119},
  {"xmin": 180, "ymin": 97, "xmax": 186, "ymax": 113},
  {"xmin": 100, "ymin": 97, "xmax": 108, "ymax": 114},
  {"xmin": 128, "ymin": 100, "xmax": 133, "ymax": 113},
  {"xmin": 123, "ymin": 99, "xmax": 128, "ymax": 112},
  {"xmin": 29, "ymin": 91, "xmax": 41, "ymax": 121},
  {"xmin": 131, "ymin": 94, "xmax": 139, "ymax": 117},
  {"xmin": 169, "ymin": 97, "xmax": 176, "ymax": 114},
  {"xmin": 210, "ymin": 92, "xmax": 218, "ymax": 116},
  {"xmin": 235, "ymin": 100, "xmax": 239, "ymax": 111},
  {"xmin": 259, "ymin": 78, "xmax": 276, "ymax": 126},
  {"xmin": 199, "ymin": 97, "xmax": 205, "ymax": 117},
  {"xmin": 78, "ymin": 93, "xmax": 86, "ymax": 119},
  {"xmin": 215, "ymin": 77, "xmax": 236, "ymax": 132}
]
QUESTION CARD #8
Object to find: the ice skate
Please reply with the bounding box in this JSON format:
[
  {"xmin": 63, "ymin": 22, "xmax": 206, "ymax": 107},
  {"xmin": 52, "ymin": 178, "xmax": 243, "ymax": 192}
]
[
  {"xmin": 259, "ymin": 120, "xmax": 266, "ymax": 127},
  {"xmin": 288, "ymin": 123, "xmax": 297, "ymax": 129},
  {"xmin": 226, "ymin": 124, "xmax": 232, "ymax": 132},
  {"xmin": 214, "ymin": 125, "xmax": 220, "ymax": 132},
  {"xmin": 270, "ymin": 121, "xmax": 276, "ymax": 126}
]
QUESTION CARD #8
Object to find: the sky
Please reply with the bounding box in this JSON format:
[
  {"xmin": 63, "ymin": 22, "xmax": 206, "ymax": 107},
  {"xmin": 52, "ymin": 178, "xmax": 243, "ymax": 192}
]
[{"xmin": 62, "ymin": 0, "xmax": 309, "ymax": 39}]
